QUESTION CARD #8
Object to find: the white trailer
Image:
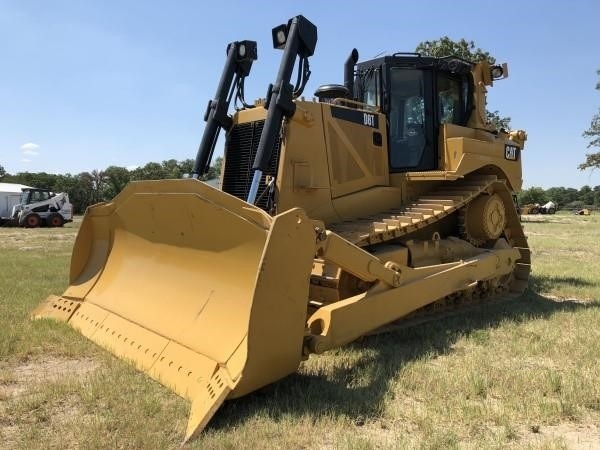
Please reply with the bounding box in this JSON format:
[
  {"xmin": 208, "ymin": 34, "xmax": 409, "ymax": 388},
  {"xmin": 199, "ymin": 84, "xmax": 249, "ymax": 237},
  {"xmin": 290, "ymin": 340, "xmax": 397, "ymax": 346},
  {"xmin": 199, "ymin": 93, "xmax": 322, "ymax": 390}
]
[{"xmin": 0, "ymin": 182, "xmax": 32, "ymax": 219}]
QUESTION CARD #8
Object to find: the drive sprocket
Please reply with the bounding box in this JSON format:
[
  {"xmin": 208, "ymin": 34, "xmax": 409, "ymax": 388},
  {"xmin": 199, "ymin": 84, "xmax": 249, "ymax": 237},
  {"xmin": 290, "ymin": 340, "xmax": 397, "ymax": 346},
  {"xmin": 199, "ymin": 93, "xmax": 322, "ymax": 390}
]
[{"xmin": 459, "ymin": 193, "xmax": 506, "ymax": 247}]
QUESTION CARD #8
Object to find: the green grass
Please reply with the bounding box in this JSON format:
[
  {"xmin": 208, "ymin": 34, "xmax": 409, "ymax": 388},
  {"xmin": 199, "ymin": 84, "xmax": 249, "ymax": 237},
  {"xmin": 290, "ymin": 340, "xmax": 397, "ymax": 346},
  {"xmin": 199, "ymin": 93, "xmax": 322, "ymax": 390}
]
[
  {"xmin": 1, "ymin": 214, "xmax": 599, "ymax": 449},
  {"xmin": 523, "ymin": 213, "xmax": 600, "ymax": 300}
]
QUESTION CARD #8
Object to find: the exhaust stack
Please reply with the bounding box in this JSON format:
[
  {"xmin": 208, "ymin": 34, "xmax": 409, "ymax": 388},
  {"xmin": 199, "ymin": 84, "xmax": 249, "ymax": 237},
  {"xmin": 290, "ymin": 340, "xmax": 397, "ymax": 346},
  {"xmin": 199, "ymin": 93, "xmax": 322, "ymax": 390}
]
[{"xmin": 344, "ymin": 48, "xmax": 359, "ymax": 99}]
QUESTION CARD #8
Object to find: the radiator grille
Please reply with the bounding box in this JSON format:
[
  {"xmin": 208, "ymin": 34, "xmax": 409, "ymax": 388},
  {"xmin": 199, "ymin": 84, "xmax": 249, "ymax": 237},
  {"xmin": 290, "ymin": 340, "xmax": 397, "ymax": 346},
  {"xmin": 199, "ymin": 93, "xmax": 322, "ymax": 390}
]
[{"xmin": 222, "ymin": 120, "xmax": 281, "ymax": 212}]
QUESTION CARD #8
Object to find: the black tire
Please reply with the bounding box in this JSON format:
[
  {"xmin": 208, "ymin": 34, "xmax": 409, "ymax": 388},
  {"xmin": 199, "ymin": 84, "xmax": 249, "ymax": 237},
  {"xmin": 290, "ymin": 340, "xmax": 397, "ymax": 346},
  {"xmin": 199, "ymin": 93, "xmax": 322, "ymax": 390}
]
[
  {"xmin": 46, "ymin": 213, "xmax": 65, "ymax": 227},
  {"xmin": 22, "ymin": 213, "xmax": 41, "ymax": 228},
  {"xmin": 548, "ymin": 208, "xmax": 556, "ymax": 214}
]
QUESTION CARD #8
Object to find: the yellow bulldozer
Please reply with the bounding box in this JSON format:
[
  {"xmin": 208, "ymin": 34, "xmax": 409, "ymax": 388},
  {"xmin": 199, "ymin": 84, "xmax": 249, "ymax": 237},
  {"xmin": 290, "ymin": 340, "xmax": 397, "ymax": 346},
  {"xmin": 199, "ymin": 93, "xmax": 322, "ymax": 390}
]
[{"xmin": 33, "ymin": 15, "xmax": 530, "ymax": 442}]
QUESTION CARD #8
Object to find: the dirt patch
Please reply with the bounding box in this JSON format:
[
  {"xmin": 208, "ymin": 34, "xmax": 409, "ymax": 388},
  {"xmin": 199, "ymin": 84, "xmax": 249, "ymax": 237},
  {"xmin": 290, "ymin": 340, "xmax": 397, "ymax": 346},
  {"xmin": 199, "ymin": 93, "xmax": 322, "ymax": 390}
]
[
  {"xmin": 17, "ymin": 246, "xmax": 44, "ymax": 251},
  {"xmin": 0, "ymin": 356, "xmax": 100, "ymax": 399},
  {"xmin": 520, "ymin": 423, "xmax": 600, "ymax": 449},
  {"xmin": 0, "ymin": 357, "xmax": 98, "ymax": 450},
  {"xmin": 0, "ymin": 226, "xmax": 78, "ymax": 251}
]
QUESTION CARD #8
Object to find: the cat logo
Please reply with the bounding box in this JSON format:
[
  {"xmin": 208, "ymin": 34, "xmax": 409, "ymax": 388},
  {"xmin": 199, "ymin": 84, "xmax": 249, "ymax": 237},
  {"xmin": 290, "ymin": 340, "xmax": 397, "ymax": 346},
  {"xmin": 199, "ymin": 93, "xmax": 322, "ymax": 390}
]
[{"xmin": 505, "ymin": 144, "xmax": 519, "ymax": 161}]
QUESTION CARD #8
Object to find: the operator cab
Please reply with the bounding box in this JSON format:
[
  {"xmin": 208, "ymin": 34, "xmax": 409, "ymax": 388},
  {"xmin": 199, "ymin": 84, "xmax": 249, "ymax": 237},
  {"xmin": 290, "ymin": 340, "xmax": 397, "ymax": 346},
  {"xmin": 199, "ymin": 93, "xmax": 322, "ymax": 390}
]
[
  {"xmin": 354, "ymin": 54, "xmax": 473, "ymax": 172},
  {"xmin": 21, "ymin": 188, "xmax": 54, "ymax": 205}
]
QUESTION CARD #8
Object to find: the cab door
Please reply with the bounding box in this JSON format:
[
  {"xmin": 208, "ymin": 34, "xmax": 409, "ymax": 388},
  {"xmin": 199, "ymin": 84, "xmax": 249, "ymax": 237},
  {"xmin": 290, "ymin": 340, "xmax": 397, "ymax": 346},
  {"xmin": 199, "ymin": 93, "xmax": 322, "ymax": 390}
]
[{"xmin": 386, "ymin": 67, "xmax": 437, "ymax": 172}]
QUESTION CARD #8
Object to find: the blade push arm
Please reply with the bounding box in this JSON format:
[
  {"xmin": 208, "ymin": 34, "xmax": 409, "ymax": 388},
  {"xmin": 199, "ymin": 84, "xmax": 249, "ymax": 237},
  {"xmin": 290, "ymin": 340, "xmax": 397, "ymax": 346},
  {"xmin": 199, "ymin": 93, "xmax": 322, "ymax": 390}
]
[{"xmin": 306, "ymin": 231, "xmax": 520, "ymax": 355}]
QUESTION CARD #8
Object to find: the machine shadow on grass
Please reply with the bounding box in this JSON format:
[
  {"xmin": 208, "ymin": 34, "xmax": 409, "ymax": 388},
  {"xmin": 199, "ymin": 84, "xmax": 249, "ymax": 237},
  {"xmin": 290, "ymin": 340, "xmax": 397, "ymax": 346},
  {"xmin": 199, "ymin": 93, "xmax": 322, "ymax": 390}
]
[
  {"xmin": 207, "ymin": 281, "xmax": 598, "ymax": 431},
  {"xmin": 530, "ymin": 274, "xmax": 598, "ymax": 293}
]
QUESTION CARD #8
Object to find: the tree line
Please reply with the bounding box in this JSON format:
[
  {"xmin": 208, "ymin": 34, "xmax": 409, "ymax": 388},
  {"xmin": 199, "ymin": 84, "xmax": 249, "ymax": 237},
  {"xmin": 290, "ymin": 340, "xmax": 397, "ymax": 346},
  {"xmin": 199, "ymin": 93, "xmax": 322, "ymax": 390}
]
[
  {"xmin": 2, "ymin": 158, "xmax": 598, "ymax": 214},
  {"xmin": 518, "ymin": 185, "xmax": 600, "ymax": 210},
  {"xmin": 0, "ymin": 158, "xmax": 222, "ymax": 214}
]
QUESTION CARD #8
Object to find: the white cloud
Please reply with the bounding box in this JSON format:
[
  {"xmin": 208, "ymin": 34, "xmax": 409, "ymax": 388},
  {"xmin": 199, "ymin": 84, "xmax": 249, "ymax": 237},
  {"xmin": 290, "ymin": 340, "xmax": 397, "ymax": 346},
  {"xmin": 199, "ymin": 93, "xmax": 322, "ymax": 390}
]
[
  {"xmin": 21, "ymin": 158, "xmax": 31, "ymax": 163},
  {"xmin": 20, "ymin": 142, "xmax": 40, "ymax": 156}
]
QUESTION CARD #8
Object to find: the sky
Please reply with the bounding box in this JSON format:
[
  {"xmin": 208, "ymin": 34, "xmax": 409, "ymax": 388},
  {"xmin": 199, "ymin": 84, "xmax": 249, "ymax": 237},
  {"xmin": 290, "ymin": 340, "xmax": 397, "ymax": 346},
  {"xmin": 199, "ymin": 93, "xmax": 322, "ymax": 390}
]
[{"xmin": 1, "ymin": 0, "xmax": 599, "ymax": 189}]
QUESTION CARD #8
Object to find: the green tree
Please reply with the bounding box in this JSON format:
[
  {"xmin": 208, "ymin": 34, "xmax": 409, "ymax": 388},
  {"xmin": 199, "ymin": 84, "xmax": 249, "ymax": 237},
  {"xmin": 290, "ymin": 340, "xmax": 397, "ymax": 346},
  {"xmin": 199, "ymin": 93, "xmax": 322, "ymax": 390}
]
[
  {"xmin": 204, "ymin": 156, "xmax": 223, "ymax": 180},
  {"xmin": 103, "ymin": 166, "xmax": 131, "ymax": 200},
  {"xmin": 415, "ymin": 37, "xmax": 511, "ymax": 130},
  {"xmin": 160, "ymin": 158, "xmax": 202, "ymax": 179},
  {"xmin": 161, "ymin": 159, "xmax": 182, "ymax": 179},
  {"xmin": 0, "ymin": 164, "xmax": 5, "ymax": 179},
  {"xmin": 545, "ymin": 186, "xmax": 571, "ymax": 206},
  {"xmin": 579, "ymin": 70, "xmax": 600, "ymax": 170},
  {"xmin": 54, "ymin": 174, "xmax": 93, "ymax": 214},
  {"xmin": 178, "ymin": 158, "xmax": 194, "ymax": 177},
  {"xmin": 131, "ymin": 162, "xmax": 167, "ymax": 181},
  {"xmin": 564, "ymin": 188, "xmax": 579, "ymax": 204},
  {"xmin": 79, "ymin": 170, "xmax": 106, "ymax": 205},
  {"xmin": 10, "ymin": 171, "xmax": 58, "ymax": 189},
  {"xmin": 415, "ymin": 37, "xmax": 495, "ymax": 64},
  {"xmin": 486, "ymin": 111, "xmax": 511, "ymax": 131},
  {"xmin": 579, "ymin": 185, "xmax": 594, "ymax": 205},
  {"xmin": 518, "ymin": 187, "xmax": 547, "ymax": 205}
]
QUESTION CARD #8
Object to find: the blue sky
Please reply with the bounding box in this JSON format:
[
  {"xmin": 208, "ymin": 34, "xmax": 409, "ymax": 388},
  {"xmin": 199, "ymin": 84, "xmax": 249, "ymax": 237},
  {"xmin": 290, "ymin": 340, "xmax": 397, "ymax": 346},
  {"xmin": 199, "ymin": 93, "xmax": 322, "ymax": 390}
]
[{"xmin": 1, "ymin": 0, "xmax": 599, "ymax": 189}]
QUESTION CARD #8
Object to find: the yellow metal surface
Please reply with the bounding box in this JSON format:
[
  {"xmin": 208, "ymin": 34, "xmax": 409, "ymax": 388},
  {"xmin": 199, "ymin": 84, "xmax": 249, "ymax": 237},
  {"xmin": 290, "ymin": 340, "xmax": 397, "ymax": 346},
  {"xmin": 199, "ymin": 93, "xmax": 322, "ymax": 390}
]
[
  {"xmin": 307, "ymin": 243, "xmax": 520, "ymax": 354},
  {"xmin": 241, "ymin": 99, "xmax": 525, "ymax": 227},
  {"xmin": 464, "ymin": 193, "xmax": 506, "ymax": 241},
  {"xmin": 31, "ymin": 294, "xmax": 80, "ymax": 322},
  {"xmin": 34, "ymin": 179, "xmax": 317, "ymax": 441}
]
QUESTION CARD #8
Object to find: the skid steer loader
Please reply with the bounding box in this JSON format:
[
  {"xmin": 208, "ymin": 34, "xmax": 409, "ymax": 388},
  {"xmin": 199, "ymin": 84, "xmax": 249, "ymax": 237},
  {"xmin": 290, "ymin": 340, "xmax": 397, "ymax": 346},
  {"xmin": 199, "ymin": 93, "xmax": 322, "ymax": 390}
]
[{"xmin": 33, "ymin": 15, "xmax": 530, "ymax": 442}]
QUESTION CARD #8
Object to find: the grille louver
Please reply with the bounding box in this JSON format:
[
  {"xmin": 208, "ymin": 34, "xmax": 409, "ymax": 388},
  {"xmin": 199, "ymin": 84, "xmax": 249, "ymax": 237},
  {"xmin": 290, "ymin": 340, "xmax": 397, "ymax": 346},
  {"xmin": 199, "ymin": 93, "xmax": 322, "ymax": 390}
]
[{"xmin": 222, "ymin": 120, "xmax": 281, "ymax": 212}]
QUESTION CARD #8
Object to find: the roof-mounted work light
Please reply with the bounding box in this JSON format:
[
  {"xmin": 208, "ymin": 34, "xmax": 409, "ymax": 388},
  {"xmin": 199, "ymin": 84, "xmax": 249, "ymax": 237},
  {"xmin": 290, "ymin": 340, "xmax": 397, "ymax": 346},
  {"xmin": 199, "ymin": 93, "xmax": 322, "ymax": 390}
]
[
  {"xmin": 491, "ymin": 63, "xmax": 508, "ymax": 80},
  {"xmin": 272, "ymin": 23, "xmax": 288, "ymax": 49}
]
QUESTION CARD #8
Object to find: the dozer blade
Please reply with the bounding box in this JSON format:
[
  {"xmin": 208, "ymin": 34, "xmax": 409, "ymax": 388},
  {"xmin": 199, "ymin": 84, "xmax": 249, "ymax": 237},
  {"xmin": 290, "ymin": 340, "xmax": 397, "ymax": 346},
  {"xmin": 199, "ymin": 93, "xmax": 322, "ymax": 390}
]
[{"xmin": 32, "ymin": 179, "xmax": 317, "ymax": 441}]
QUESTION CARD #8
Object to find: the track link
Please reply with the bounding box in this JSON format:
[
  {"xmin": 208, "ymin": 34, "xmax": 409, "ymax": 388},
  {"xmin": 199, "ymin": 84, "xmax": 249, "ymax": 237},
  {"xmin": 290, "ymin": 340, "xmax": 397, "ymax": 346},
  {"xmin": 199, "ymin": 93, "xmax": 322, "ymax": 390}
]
[{"xmin": 330, "ymin": 175, "xmax": 500, "ymax": 246}]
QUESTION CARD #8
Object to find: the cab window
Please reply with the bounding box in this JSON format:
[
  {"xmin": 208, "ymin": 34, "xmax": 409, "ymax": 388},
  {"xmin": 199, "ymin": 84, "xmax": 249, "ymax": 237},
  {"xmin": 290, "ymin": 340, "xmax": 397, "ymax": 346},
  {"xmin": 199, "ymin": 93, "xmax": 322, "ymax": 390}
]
[
  {"xmin": 359, "ymin": 68, "xmax": 380, "ymax": 108},
  {"xmin": 437, "ymin": 74, "xmax": 465, "ymax": 125},
  {"xmin": 26, "ymin": 190, "xmax": 50, "ymax": 203},
  {"xmin": 388, "ymin": 68, "xmax": 426, "ymax": 169}
]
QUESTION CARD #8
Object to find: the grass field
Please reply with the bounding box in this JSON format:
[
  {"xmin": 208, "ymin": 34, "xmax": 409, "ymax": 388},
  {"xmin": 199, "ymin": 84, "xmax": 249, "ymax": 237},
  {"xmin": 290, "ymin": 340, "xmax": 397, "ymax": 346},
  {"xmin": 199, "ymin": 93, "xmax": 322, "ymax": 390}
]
[{"xmin": 1, "ymin": 213, "xmax": 599, "ymax": 449}]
